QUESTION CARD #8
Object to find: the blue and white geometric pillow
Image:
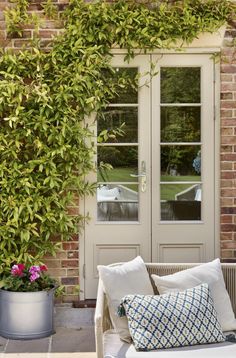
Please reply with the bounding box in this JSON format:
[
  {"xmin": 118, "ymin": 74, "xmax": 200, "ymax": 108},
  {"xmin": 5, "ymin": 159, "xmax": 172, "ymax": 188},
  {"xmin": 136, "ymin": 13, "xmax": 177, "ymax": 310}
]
[{"xmin": 118, "ymin": 283, "xmax": 225, "ymax": 351}]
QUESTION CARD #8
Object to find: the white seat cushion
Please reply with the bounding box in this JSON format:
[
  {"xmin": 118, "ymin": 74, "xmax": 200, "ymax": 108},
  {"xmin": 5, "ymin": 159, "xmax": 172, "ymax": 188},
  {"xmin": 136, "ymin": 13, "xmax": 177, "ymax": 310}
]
[
  {"xmin": 151, "ymin": 259, "xmax": 236, "ymax": 332},
  {"xmin": 104, "ymin": 330, "xmax": 236, "ymax": 358}
]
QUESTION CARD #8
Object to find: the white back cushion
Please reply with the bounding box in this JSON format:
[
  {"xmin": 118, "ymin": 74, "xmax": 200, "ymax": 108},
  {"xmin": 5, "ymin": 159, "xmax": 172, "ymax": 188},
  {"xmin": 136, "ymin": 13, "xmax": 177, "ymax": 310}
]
[
  {"xmin": 152, "ymin": 259, "xmax": 236, "ymax": 332},
  {"xmin": 98, "ymin": 256, "xmax": 153, "ymax": 342}
]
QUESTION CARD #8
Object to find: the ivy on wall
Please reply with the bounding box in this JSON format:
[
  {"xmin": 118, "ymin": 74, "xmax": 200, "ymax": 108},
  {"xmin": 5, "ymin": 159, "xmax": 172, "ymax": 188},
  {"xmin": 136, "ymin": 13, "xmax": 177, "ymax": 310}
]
[{"xmin": 0, "ymin": 0, "xmax": 234, "ymax": 272}]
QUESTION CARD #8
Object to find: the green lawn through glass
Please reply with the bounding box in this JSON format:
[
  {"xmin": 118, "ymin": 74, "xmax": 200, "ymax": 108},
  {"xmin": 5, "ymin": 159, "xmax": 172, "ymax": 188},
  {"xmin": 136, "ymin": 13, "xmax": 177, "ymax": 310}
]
[{"xmin": 97, "ymin": 168, "xmax": 200, "ymax": 199}]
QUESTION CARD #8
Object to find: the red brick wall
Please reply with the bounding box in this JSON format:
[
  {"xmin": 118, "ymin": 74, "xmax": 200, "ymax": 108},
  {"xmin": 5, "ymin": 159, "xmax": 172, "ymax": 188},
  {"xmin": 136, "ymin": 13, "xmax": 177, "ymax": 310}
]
[
  {"xmin": 220, "ymin": 21, "xmax": 236, "ymax": 262},
  {"xmin": 0, "ymin": 0, "xmax": 236, "ymax": 302}
]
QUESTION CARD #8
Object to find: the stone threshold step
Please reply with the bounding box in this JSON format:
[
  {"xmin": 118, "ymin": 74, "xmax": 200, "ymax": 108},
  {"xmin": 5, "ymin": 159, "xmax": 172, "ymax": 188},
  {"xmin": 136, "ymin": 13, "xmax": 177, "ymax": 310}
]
[{"xmin": 73, "ymin": 300, "xmax": 96, "ymax": 308}]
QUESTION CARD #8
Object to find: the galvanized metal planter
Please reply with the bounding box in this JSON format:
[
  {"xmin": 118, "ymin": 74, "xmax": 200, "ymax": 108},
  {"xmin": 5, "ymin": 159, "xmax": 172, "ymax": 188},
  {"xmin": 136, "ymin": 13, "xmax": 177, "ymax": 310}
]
[{"xmin": 0, "ymin": 288, "xmax": 55, "ymax": 340}]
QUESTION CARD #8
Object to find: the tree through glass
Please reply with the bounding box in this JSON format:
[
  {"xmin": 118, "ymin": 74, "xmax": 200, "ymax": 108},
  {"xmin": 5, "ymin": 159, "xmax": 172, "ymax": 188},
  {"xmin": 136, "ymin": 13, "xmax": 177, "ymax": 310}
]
[
  {"xmin": 97, "ymin": 68, "xmax": 139, "ymax": 222},
  {"xmin": 160, "ymin": 67, "xmax": 202, "ymax": 221}
]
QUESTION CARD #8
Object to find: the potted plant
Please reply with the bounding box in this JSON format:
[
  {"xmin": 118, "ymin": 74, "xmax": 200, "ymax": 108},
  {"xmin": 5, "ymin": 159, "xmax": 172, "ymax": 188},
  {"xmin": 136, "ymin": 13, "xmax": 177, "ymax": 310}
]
[{"xmin": 0, "ymin": 263, "xmax": 58, "ymax": 340}]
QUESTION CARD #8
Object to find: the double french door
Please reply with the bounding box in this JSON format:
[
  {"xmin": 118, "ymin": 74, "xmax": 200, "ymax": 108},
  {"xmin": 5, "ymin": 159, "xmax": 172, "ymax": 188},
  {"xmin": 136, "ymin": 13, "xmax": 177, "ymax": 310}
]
[{"xmin": 84, "ymin": 54, "xmax": 217, "ymax": 298}]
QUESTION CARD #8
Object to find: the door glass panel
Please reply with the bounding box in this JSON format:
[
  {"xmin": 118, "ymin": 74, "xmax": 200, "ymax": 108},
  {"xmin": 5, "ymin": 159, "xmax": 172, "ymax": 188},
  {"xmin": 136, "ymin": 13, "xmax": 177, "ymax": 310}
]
[
  {"xmin": 161, "ymin": 107, "xmax": 201, "ymax": 142},
  {"xmin": 160, "ymin": 66, "xmax": 201, "ymax": 222},
  {"xmin": 97, "ymin": 146, "xmax": 138, "ymax": 182},
  {"xmin": 110, "ymin": 68, "xmax": 138, "ymax": 104},
  {"xmin": 161, "ymin": 184, "xmax": 202, "ymax": 221},
  {"xmin": 161, "ymin": 67, "xmax": 201, "ymax": 103},
  {"xmin": 97, "ymin": 107, "xmax": 138, "ymax": 143},
  {"xmin": 161, "ymin": 145, "xmax": 201, "ymax": 180},
  {"xmin": 97, "ymin": 67, "xmax": 139, "ymax": 222},
  {"xmin": 97, "ymin": 184, "xmax": 138, "ymax": 221}
]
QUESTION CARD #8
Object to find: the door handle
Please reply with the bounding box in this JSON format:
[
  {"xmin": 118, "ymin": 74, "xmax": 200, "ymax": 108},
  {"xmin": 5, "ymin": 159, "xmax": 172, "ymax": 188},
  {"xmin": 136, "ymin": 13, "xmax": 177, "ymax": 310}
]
[{"xmin": 130, "ymin": 161, "xmax": 147, "ymax": 193}]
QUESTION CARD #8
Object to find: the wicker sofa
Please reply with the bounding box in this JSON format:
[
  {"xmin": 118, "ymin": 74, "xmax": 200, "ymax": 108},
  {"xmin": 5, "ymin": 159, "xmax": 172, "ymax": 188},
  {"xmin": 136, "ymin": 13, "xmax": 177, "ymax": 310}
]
[{"xmin": 95, "ymin": 262, "xmax": 236, "ymax": 358}]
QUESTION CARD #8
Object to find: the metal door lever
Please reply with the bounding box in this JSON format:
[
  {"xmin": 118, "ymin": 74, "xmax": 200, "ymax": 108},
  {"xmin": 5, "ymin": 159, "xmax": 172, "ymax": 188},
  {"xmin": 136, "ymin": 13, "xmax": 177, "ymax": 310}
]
[{"xmin": 130, "ymin": 161, "xmax": 147, "ymax": 192}]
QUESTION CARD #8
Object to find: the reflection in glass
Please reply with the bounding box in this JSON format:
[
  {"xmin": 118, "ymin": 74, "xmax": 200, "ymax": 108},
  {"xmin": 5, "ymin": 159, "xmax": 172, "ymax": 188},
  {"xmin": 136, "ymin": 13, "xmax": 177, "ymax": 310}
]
[
  {"xmin": 111, "ymin": 68, "xmax": 138, "ymax": 104},
  {"xmin": 97, "ymin": 146, "xmax": 138, "ymax": 182},
  {"xmin": 161, "ymin": 67, "xmax": 200, "ymax": 103},
  {"xmin": 160, "ymin": 184, "xmax": 201, "ymax": 221},
  {"xmin": 161, "ymin": 107, "xmax": 200, "ymax": 143},
  {"xmin": 97, "ymin": 184, "xmax": 139, "ymax": 221},
  {"xmin": 97, "ymin": 107, "xmax": 138, "ymax": 143},
  {"xmin": 161, "ymin": 145, "xmax": 201, "ymax": 180}
]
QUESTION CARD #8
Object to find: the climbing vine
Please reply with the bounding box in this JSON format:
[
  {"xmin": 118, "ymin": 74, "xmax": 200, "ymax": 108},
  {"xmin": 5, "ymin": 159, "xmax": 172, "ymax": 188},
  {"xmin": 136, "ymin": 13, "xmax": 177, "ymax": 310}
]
[{"xmin": 0, "ymin": 0, "xmax": 234, "ymax": 271}]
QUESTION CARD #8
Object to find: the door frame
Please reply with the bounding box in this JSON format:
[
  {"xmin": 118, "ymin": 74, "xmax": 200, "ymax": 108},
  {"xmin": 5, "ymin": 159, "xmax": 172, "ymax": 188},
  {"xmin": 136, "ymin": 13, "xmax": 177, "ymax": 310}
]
[{"xmin": 79, "ymin": 48, "xmax": 221, "ymax": 300}]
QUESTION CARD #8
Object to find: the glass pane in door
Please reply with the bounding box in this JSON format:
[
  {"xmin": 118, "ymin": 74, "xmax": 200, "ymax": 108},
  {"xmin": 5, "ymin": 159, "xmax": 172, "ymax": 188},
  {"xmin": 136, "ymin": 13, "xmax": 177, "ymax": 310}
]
[
  {"xmin": 97, "ymin": 68, "xmax": 139, "ymax": 222},
  {"xmin": 160, "ymin": 67, "xmax": 202, "ymax": 222}
]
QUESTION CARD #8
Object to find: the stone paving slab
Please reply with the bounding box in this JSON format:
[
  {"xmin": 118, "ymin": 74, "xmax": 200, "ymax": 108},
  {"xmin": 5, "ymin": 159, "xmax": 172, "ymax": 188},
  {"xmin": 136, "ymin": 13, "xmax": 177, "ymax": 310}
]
[
  {"xmin": 0, "ymin": 354, "xmax": 96, "ymax": 358},
  {"xmin": 0, "ymin": 326, "xmax": 95, "ymax": 355},
  {"xmin": 0, "ymin": 308, "xmax": 96, "ymax": 356}
]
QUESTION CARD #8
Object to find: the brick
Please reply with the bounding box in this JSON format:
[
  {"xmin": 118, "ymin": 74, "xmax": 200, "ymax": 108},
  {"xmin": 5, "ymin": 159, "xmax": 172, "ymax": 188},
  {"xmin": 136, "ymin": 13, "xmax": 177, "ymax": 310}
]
[
  {"xmin": 221, "ymin": 74, "xmax": 233, "ymax": 82},
  {"xmin": 61, "ymin": 260, "xmax": 79, "ymax": 268},
  {"xmin": 221, "ymin": 153, "xmax": 236, "ymax": 161},
  {"xmin": 221, "ymin": 135, "xmax": 236, "ymax": 144},
  {"xmin": 221, "ymin": 250, "xmax": 234, "ymax": 258},
  {"xmin": 221, "ymin": 65, "xmax": 236, "ymax": 73},
  {"xmin": 221, "ymin": 224, "xmax": 236, "ymax": 232},
  {"xmin": 221, "ymin": 232, "xmax": 233, "ymax": 240},
  {"xmin": 67, "ymin": 269, "xmax": 79, "ymax": 276},
  {"xmin": 44, "ymin": 259, "xmax": 61, "ymax": 268},
  {"xmin": 221, "ymin": 92, "xmax": 233, "ymax": 100},
  {"xmin": 221, "ymin": 145, "xmax": 233, "ymax": 153},
  {"xmin": 221, "ymin": 188, "xmax": 236, "ymax": 197},
  {"xmin": 47, "ymin": 268, "xmax": 67, "ymax": 277},
  {"xmin": 61, "ymin": 277, "xmax": 78, "ymax": 285},
  {"xmin": 67, "ymin": 206, "xmax": 80, "ymax": 216},
  {"xmin": 221, "ymin": 198, "xmax": 234, "ymax": 206},
  {"xmin": 221, "ymin": 215, "xmax": 233, "ymax": 223},
  {"xmin": 62, "ymin": 295, "xmax": 78, "ymax": 303},
  {"xmin": 221, "ymin": 100, "xmax": 236, "ymax": 109},
  {"xmin": 221, "ymin": 179, "xmax": 233, "ymax": 188},
  {"xmin": 40, "ymin": 20, "xmax": 63, "ymax": 29},
  {"xmin": 221, "ymin": 127, "xmax": 234, "ymax": 136},
  {"xmin": 0, "ymin": 2, "xmax": 9, "ymax": 10},
  {"xmin": 65, "ymin": 286, "xmax": 78, "ymax": 295},
  {"xmin": 67, "ymin": 251, "xmax": 79, "ymax": 259},
  {"xmin": 221, "ymin": 207, "xmax": 236, "ymax": 214},
  {"xmin": 13, "ymin": 39, "xmax": 32, "ymax": 48},
  {"xmin": 62, "ymin": 242, "xmax": 78, "ymax": 250},
  {"xmin": 221, "ymin": 171, "xmax": 236, "ymax": 179},
  {"xmin": 221, "ymin": 241, "xmax": 236, "ymax": 249},
  {"xmin": 221, "ymin": 162, "xmax": 233, "ymax": 170},
  {"xmin": 221, "ymin": 116, "xmax": 236, "ymax": 127},
  {"xmin": 221, "ymin": 83, "xmax": 236, "ymax": 91},
  {"xmin": 38, "ymin": 30, "xmax": 58, "ymax": 38},
  {"xmin": 70, "ymin": 234, "xmax": 79, "ymax": 242},
  {"xmin": 221, "ymin": 110, "xmax": 233, "ymax": 118},
  {"xmin": 7, "ymin": 30, "xmax": 32, "ymax": 39}
]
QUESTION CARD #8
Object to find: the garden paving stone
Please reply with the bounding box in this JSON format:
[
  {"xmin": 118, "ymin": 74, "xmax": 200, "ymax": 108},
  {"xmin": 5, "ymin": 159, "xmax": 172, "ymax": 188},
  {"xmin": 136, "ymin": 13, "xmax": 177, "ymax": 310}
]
[
  {"xmin": 5, "ymin": 337, "xmax": 50, "ymax": 353},
  {"xmin": 51, "ymin": 326, "xmax": 95, "ymax": 352},
  {"xmin": 0, "ymin": 336, "xmax": 7, "ymax": 352}
]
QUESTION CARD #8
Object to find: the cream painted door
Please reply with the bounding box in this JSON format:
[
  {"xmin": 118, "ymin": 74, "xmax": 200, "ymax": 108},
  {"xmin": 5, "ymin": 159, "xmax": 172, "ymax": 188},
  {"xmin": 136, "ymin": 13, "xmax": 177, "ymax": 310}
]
[
  {"xmin": 151, "ymin": 54, "xmax": 216, "ymax": 263},
  {"xmin": 84, "ymin": 55, "xmax": 152, "ymax": 298},
  {"xmin": 84, "ymin": 53, "xmax": 216, "ymax": 299}
]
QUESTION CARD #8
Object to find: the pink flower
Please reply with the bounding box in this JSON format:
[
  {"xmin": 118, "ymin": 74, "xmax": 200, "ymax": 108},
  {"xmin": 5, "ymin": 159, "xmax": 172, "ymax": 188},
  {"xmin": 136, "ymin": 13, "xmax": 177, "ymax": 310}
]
[
  {"xmin": 30, "ymin": 272, "xmax": 40, "ymax": 282},
  {"xmin": 29, "ymin": 266, "xmax": 40, "ymax": 274},
  {"xmin": 40, "ymin": 265, "xmax": 47, "ymax": 272},
  {"xmin": 11, "ymin": 264, "xmax": 25, "ymax": 277}
]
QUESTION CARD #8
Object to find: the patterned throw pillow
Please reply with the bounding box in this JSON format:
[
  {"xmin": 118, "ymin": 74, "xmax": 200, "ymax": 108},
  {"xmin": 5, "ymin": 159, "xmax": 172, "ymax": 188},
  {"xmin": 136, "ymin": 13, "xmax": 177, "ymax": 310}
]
[{"xmin": 118, "ymin": 283, "xmax": 225, "ymax": 351}]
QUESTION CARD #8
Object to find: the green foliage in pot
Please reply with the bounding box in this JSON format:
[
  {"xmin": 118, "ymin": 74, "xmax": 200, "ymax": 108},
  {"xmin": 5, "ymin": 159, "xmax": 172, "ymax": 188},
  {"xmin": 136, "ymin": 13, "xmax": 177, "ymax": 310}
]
[{"xmin": 0, "ymin": 0, "xmax": 234, "ymax": 273}]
